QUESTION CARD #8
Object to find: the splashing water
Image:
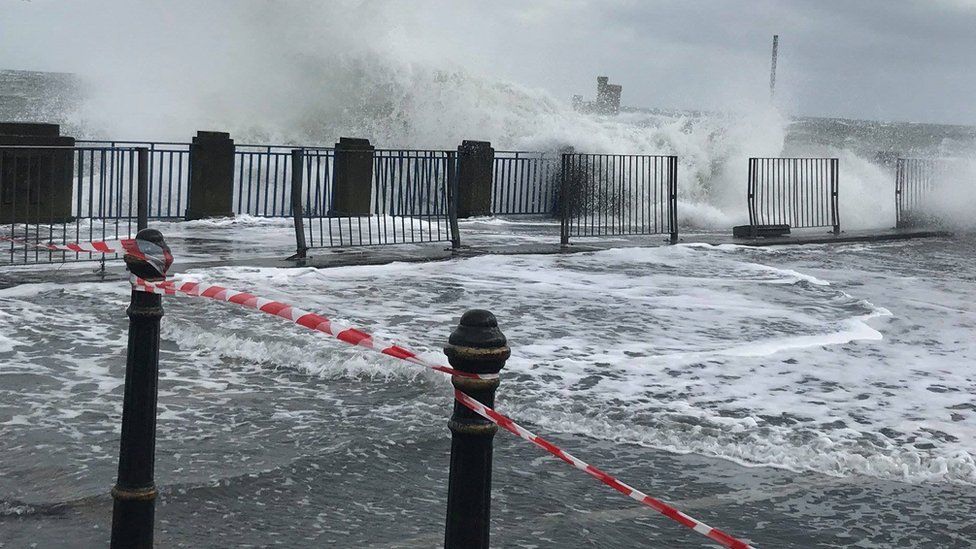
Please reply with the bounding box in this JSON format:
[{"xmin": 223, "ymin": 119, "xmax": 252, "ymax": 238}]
[{"xmin": 22, "ymin": 1, "xmax": 970, "ymax": 231}]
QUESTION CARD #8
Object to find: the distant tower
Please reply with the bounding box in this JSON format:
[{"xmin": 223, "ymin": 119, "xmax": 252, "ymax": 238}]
[
  {"xmin": 769, "ymin": 35, "xmax": 779, "ymax": 99},
  {"xmin": 572, "ymin": 76, "xmax": 622, "ymax": 115},
  {"xmin": 595, "ymin": 76, "xmax": 621, "ymax": 115}
]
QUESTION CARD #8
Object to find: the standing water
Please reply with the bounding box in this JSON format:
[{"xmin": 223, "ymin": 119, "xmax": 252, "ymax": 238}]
[{"xmin": 2, "ymin": 234, "xmax": 976, "ymax": 547}]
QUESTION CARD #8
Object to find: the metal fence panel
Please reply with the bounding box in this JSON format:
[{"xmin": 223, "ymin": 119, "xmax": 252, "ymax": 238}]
[
  {"xmin": 747, "ymin": 157, "xmax": 839, "ymax": 233},
  {"xmin": 233, "ymin": 145, "xmax": 337, "ymax": 217},
  {"xmin": 77, "ymin": 140, "xmax": 189, "ymax": 219},
  {"xmin": 300, "ymin": 149, "xmax": 456, "ymax": 249},
  {"xmin": 560, "ymin": 153, "xmax": 678, "ymax": 244},
  {"xmin": 895, "ymin": 157, "xmax": 975, "ymax": 228},
  {"xmin": 0, "ymin": 145, "xmax": 145, "ymax": 265},
  {"xmin": 492, "ymin": 151, "xmax": 559, "ymax": 215},
  {"xmin": 235, "ymin": 146, "xmax": 292, "ymax": 217}
]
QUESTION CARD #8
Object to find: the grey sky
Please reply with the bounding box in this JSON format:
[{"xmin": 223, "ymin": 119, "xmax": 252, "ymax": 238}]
[{"xmin": 1, "ymin": 0, "xmax": 974, "ymax": 126}]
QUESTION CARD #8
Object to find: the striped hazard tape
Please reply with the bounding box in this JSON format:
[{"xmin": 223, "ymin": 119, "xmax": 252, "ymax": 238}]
[
  {"xmin": 0, "ymin": 236, "xmax": 172, "ymax": 277},
  {"xmin": 131, "ymin": 276, "xmax": 489, "ymax": 380},
  {"xmin": 130, "ymin": 274, "xmax": 755, "ymax": 548},
  {"xmin": 455, "ymin": 390, "xmax": 753, "ymax": 548},
  {"xmin": 1, "ymin": 235, "xmax": 128, "ymax": 254}
]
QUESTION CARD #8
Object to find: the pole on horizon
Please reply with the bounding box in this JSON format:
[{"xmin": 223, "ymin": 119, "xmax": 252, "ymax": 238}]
[{"xmin": 769, "ymin": 34, "xmax": 779, "ymax": 100}]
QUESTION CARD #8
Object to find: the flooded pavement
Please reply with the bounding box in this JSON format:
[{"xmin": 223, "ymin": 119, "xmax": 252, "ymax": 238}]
[{"xmin": 1, "ymin": 220, "xmax": 975, "ymax": 547}]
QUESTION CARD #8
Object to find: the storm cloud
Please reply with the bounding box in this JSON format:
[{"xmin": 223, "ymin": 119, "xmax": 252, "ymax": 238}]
[{"xmin": 1, "ymin": 0, "xmax": 973, "ymax": 129}]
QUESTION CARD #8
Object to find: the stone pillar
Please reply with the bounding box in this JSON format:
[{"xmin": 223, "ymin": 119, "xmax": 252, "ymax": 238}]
[
  {"xmin": 0, "ymin": 122, "xmax": 74, "ymax": 224},
  {"xmin": 186, "ymin": 131, "xmax": 235, "ymax": 220},
  {"xmin": 331, "ymin": 137, "xmax": 374, "ymax": 216},
  {"xmin": 456, "ymin": 140, "xmax": 494, "ymax": 218}
]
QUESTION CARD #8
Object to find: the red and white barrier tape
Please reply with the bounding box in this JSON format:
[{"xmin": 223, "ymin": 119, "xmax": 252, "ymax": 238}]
[
  {"xmin": 129, "ymin": 274, "xmax": 754, "ymax": 548},
  {"xmin": 0, "ymin": 235, "xmax": 128, "ymax": 254},
  {"xmin": 455, "ymin": 390, "xmax": 753, "ymax": 548},
  {"xmin": 1, "ymin": 236, "xmax": 173, "ymax": 278},
  {"xmin": 130, "ymin": 276, "xmax": 489, "ymax": 380}
]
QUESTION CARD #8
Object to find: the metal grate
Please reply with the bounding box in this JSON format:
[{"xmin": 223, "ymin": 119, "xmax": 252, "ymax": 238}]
[
  {"xmin": 492, "ymin": 151, "xmax": 559, "ymax": 215},
  {"xmin": 0, "ymin": 145, "xmax": 147, "ymax": 265},
  {"xmin": 560, "ymin": 153, "xmax": 678, "ymax": 244},
  {"xmin": 297, "ymin": 149, "xmax": 458, "ymax": 250},
  {"xmin": 747, "ymin": 157, "xmax": 839, "ymax": 233}
]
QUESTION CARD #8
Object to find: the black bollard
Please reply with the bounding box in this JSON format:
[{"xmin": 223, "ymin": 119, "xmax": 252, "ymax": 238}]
[
  {"xmin": 111, "ymin": 229, "xmax": 171, "ymax": 549},
  {"xmin": 443, "ymin": 310, "xmax": 511, "ymax": 549}
]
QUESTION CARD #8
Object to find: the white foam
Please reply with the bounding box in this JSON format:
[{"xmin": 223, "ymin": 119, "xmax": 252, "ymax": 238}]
[{"xmin": 4, "ymin": 242, "xmax": 975, "ymax": 488}]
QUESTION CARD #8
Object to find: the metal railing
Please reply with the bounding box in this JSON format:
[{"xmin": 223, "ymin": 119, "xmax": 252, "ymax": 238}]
[
  {"xmin": 77, "ymin": 140, "xmax": 189, "ymax": 219},
  {"xmin": 8, "ymin": 141, "xmax": 698, "ymax": 260},
  {"xmin": 234, "ymin": 145, "xmax": 337, "ymax": 217},
  {"xmin": 234, "ymin": 145, "xmax": 301, "ymax": 217},
  {"xmin": 560, "ymin": 153, "xmax": 678, "ymax": 244},
  {"xmin": 747, "ymin": 157, "xmax": 839, "ymax": 233},
  {"xmin": 492, "ymin": 151, "xmax": 559, "ymax": 215},
  {"xmin": 295, "ymin": 149, "xmax": 458, "ymax": 251},
  {"xmin": 0, "ymin": 145, "xmax": 147, "ymax": 265},
  {"xmin": 895, "ymin": 157, "xmax": 975, "ymax": 228},
  {"xmin": 79, "ymin": 141, "xmax": 337, "ymax": 218}
]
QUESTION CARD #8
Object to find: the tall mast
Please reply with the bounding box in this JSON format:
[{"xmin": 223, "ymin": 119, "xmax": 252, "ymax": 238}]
[{"xmin": 769, "ymin": 34, "xmax": 779, "ymax": 99}]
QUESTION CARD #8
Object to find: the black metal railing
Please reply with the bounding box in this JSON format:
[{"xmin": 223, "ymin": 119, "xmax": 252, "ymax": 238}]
[
  {"xmin": 79, "ymin": 141, "xmax": 336, "ymax": 218},
  {"xmin": 234, "ymin": 145, "xmax": 301, "ymax": 217},
  {"xmin": 5, "ymin": 140, "xmax": 698, "ymax": 261},
  {"xmin": 295, "ymin": 149, "xmax": 458, "ymax": 250},
  {"xmin": 0, "ymin": 145, "xmax": 147, "ymax": 265},
  {"xmin": 492, "ymin": 151, "xmax": 559, "ymax": 215},
  {"xmin": 748, "ymin": 157, "xmax": 839, "ymax": 233},
  {"xmin": 895, "ymin": 157, "xmax": 974, "ymax": 228},
  {"xmin": 560, "ymin": 153, "xmax": 678, "ymax": 244},
  {"xmin": 77, "ymin": 140, "xmax": 189, "ymax": 219}
]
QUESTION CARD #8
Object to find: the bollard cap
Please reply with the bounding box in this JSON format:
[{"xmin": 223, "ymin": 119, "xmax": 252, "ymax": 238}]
[
  {"xmin": 445, "ymin": 310, "xmax": 510, "ymax": 375},
  {"xmin": 124, "ymin": 228, "xmax": 172, "ymax": 281},
  {"xmin": 449, "ymin": 310, "xmax": 506, "ymax": 349}
]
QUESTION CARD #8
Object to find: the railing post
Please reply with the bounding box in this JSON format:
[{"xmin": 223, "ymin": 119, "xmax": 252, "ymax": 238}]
[
  {"xmin": 669, "ymin": 155, "xmax": 679, "ymax": 244},
  {"xmin": 747, "ymin": 158, "xmax": 755, "ymax": 235},
  {"xmin": 111, "ymin": 229, "xmax": 170, "ymax": 549},
  {"xmin": 747, "ymin": 158, "xmax": 759, "ymax": 238},
  {"xmin": 137, "ymin": 147, "xmax": 149, "ymax": 231},
  {"xmin": 559, "ymin": 152, "xmax": 571, "ymax": 246},
  {"xmin": 290, "ymin": 149, "xmax": 308, "ymax": 259},
  {"xmin": 447, "ymin": 151, "xmax": 461, "ymax": 249},
  {"xmin": 443, "ymin": 310, "xmax": 510, "ymax": 549},
  {"xmin": 831, "ymin": 158, "xmax": 840, "ymax": 235},
  {"xmin": 895, "ymin": 158, "xmax": 904, "ymax": 228}
]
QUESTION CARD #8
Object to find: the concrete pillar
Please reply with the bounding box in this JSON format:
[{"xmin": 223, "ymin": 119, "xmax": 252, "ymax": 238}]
[
  {"xmin": 331, "ymin": 137, "xmax": 374, "ymax": 216},
  {"xmin": 186, "ymin": 131, "xmax": 235, "ymax": 220},
  {"xmin": 0, "ymin": 122, "xmax": 74, "ymax": 223},
  {"xmin": 456, "ymin": 140, "xmax": 494, "ymax": 218}
]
